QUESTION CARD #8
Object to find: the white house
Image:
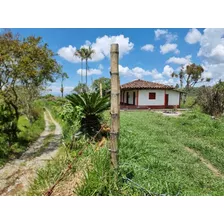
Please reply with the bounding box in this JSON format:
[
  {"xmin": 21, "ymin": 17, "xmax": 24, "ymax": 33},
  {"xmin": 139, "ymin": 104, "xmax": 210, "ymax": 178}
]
[{"xmin": 120, "ymin": 79, "xmax": 181, "ymax": 109}]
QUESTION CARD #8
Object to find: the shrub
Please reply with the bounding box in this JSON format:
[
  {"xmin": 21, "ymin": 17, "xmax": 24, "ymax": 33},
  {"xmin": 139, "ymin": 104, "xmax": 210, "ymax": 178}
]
[
  {"xmin": 66, "ymin": 92, "xmax": 110, "ymax": 138},
  {"xmin": 196, "ymin": 85, "xmax": 224, "ymax": 117}
]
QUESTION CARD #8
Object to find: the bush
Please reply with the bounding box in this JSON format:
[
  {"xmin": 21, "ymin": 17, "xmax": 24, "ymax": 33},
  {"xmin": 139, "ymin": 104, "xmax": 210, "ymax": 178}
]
[
  {"xmin": 196, "ymin": 85, "xmax": 224, "ymax": 117},
  {"xmin": 66, "ymin": 92, "xmax": 110, "ymax": 138}
]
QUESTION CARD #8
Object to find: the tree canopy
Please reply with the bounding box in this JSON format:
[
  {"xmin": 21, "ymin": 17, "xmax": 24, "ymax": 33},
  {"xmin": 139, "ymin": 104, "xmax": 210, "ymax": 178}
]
[{"xmin": 0, "ymin": 30, "xmax": 62, "ymax": 137}]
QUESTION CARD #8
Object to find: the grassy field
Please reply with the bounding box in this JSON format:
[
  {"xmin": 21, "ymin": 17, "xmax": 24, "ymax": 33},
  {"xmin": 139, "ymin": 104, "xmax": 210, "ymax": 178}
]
[
  {"xmin": 78, "ymin": 110, "xmax": 224, "ymax": 196},
  {"xmin": 26, "ymin": 99, "xmax": 224, "ymax": 196}
]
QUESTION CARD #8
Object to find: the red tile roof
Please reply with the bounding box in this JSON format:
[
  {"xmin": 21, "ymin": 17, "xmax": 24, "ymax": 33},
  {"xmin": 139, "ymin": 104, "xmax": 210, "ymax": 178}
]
[{"xmin": 120, "ymin": 79, "xmax": 174, "ymax": 90}]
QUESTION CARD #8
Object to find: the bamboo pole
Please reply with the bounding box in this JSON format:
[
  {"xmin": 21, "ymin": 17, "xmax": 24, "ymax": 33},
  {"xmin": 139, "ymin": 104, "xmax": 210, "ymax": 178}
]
[{"xmin": 110, "ymin": 44, "xmax": 120, "ymax": 169}]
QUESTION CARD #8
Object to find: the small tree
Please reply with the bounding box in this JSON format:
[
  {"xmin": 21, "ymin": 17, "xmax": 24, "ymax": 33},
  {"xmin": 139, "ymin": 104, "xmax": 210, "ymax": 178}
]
[
  {"xmin": 73, "ymin": 83, "xmax": 89, "ymax": 94},
  {"xmin": 171, "ymin": 63, "xmax": 210, "ymax": 104},
  {"xmin": 92, "ymin": 77, "xmax": 111, "ymax": 96}
]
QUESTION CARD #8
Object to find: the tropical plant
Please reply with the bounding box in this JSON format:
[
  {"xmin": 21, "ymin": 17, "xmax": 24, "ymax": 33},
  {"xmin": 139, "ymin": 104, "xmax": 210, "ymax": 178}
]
[
  {"xmin": 66, "ymin": 92, "xmax": 110, "ymax": 137},
  {"xmin": 81, "ymin": 46, "xmax": 95, "ymax": 86}
]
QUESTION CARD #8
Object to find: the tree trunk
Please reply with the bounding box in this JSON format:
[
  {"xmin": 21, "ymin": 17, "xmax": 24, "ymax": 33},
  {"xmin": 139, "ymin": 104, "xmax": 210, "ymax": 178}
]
[
  {"xmin": 100, "ymin": 82, "xmax": 103, "ymax": 97},
  {"xmin": 61, "ymin": 84, "xmax": 64, "ymax": 98},
  {"xmin": 110, "ymin": 44, "xmax": 120, "ymax": 169},
  {"xmin": 85, "ymin": 59, "xmax": 88, "ymax": 86},
  {"xmin": 81, "ymin": 59, "xmax": 83, "ymax": 84}
]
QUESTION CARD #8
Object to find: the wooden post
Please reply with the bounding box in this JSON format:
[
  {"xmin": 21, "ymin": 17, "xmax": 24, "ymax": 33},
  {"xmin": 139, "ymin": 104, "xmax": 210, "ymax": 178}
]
[
  {"xmin": 100, "ymin": 82, "xmax": 103, "ymax": 97},
  {"xmin": 110, "ymin": 44, "xmax": 120, "ymax": 169}
]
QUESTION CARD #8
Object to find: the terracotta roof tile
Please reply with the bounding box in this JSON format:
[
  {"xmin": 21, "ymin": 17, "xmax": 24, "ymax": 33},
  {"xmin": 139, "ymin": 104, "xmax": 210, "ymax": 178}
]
[{"xmin": 120, "ymin": 79, "xmax": 174, "ymax": 89}]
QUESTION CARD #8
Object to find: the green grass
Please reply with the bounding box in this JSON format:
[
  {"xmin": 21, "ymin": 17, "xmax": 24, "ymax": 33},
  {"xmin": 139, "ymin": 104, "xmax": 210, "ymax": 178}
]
[
  {"xmin": 77, "ymin": 110, "xmax": 224, "ymax": 196},
  {"xmin": 26, "ymin": 146, "xmax": 73, "ymax": 196}
]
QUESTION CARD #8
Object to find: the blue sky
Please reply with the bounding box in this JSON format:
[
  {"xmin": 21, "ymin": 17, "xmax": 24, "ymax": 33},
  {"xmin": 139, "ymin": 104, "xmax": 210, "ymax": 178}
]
[{"xmin": 8, "ymin": 28, "xmax": 224, "ymax": 95}]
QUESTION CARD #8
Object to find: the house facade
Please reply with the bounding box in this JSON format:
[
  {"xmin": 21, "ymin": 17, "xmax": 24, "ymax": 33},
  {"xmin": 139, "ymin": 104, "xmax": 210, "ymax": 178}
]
[{"xmin": 120, "ymin": 79, "xmax": 180, "ymax": 109}]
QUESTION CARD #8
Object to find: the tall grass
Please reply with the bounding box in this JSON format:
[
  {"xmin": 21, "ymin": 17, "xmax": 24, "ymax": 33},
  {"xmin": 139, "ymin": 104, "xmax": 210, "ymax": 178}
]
[{"xmin": 77, "ymin": 110, "xmax": 224, "ymax": 196}]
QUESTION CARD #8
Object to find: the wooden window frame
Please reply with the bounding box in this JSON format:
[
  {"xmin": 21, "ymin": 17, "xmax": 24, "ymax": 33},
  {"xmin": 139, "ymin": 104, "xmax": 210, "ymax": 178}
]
[{"xmin": 149, "ymin": 92, "xmax": 156, "ymax": 100}]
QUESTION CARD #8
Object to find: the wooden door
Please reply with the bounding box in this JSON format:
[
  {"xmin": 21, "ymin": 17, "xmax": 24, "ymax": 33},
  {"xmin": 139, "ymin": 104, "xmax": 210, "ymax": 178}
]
[
  {"xmin": 165, "ymin": 94, "xmax": 169, "ymax": 108},
  {"xmin": 126, "ymin": 92, "xmax": 129, "ymax": 104},
  {"xmin": 133, "ymin": 92, "xmax": 136, "ymax": 105}
]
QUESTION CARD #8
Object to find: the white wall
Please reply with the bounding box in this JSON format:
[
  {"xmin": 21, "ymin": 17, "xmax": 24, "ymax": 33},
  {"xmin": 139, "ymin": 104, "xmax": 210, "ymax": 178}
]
[
  {"xmin": 139, "ymin": 89, "xmax": 165, "ymax": 105},
  {"xmin": 166, "ymin": 90, "xmax": 180, "ymax": 105},
  {"xmin": 123, "ymin": 90, "xmax": 135, "ymax": 104}
]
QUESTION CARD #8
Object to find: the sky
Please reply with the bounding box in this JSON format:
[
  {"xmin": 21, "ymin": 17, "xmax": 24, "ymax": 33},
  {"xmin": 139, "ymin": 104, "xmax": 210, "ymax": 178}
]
[{"xmin": 7, "ymin": 28, "xmax": 224, "ymax": 95}]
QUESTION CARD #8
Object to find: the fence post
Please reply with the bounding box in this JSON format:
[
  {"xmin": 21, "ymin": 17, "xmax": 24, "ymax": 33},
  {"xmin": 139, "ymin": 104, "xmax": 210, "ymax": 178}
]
[{"xmin": 110, "ymin": 43, "xmax": 120, "ymax": 169}]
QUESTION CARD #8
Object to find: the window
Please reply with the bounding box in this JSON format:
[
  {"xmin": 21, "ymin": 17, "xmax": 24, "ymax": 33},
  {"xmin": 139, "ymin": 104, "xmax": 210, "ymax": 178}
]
[{"xmin": 149, "ymin": 92, "xmax": 156, "ymax": 99}]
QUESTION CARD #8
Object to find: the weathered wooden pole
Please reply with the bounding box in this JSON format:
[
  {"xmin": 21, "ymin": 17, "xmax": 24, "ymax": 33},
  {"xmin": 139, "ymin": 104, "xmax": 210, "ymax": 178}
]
[
  {"xmin": 100, "ymin": 82, "xmax": 103, "ymax": 97},
  {"xmin": 110, "ymin": 44, "xmax": 120, "ymax": 169}
]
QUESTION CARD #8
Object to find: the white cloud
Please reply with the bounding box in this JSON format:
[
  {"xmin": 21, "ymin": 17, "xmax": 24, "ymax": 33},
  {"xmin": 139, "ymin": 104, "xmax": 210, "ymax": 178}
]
[
  {"xmin": 119, "ymin": 65, "xmax": 163, "ymax": 79},
  {"xmin": 154, "ymin": 78, "xmax": 176, "ymax": 86},
  {"xmin": 155, "ymin": 29, "xmax": 168, "ymax": 39},
  {"xmin": 196, "ymin": 28, "xmax": 224, "ymax": 84},
  {"xmin": 98, "ymin": 64, "xmax": 104, "ymax": 70},
  {"xmin": 197, "ymin": 28, "xmax": 224, "ymax": 63},
  {"xmin": 77, "ymin": 68, "xmax": 102, "ymax": 76},
  {"xmin": 162, "ymin": 65, "xmax": 174, "ymax": 77},
  {"xmin": 160, "ymin": 43, "xmax": 179, "ymax": 54},
  {"xmin": 58, "ymin": 45, "xmax": 80, "ymax": 63},
  {"xmin": 185, "ymin": 28, "xmax": 202, "ymax": 44},
  {"xmin": 166, "ymin": 55, "xmax": 192, "ymax": 65},
  {"xmin": 201, "ymin": 62, "xmax": 224, "ymax": 85},
  {"xmin": 58, "ymin": 35, "xmax": 134, "ymax": 63},
  {"xmin": 141, "ymin": 44, "xmax": 154, "ymax": 52},
  {"xmin": 154, "ymin": 29, "xmax": 178, "ymax": 43}
]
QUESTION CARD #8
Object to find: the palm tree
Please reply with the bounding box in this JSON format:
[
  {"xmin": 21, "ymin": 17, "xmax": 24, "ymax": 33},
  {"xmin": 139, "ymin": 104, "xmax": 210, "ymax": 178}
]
[
  {"xmin": 82, "ymin": 46, "xmax": 95, "ymax": 86},
  {"xmin": 74, "ymin": 48, "xmax": 85, "ymax": 83},
  {"xmin": 60, "ymin": 72, "xmax": 68, "ymax": 98}
]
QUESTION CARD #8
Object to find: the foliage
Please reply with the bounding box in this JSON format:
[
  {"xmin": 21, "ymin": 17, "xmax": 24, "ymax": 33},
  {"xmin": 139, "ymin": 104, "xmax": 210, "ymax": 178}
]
[
  {"xmin": 73, "ymin": 82, "xmax": 89, "ymax": 94},
  {"xmin": 66, "ymin": 92, "xmax": 110, "ymax": 137},
  {"xmin": 196, "ymin": 81, "xmax": 224, "ymax": 116},
  {"xmin": 0, "ymin": 30, "xmax": 61, "ymax": 139},
  {"xmin": 92, "ymin": 77, "xmax": 111, "ymax": 96},
  {"xmin": 0, "ymin": 101, "xmax": 44, "ymax": 166},
  {"xmin": 0, "ymin": 103, "xmax": 18, "ymax": 143}
]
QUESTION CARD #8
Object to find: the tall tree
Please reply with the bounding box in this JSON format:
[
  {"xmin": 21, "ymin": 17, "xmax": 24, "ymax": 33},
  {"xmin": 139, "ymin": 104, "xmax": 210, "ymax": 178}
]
[
  {"xmin": 171, "ymin": 63, "xmax": 210, "ymax": 104},
  {"xmin": 75, "ymin": 48, "xmax": 85, "ymax": 83},
  {"xmin": 0, "ymin": 30, "xmax": 61, "ymax": 136},
  {"xmin": 60, "ymin": 72, "xmax": 68, "ymax": 98},
  {"xmin": 82, "ymin": 46, "xmax": 95, "ymax": 86}
]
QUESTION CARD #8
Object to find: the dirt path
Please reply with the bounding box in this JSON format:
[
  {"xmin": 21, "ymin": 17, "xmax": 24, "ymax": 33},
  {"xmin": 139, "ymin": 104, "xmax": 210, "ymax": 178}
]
[
  {"xmin": 0, "ymin": 109, "xmax": 62, "ymax": 196},
  {"xmin": 185, "ymin": 147, "xmax": 223, "ymax": 177}
]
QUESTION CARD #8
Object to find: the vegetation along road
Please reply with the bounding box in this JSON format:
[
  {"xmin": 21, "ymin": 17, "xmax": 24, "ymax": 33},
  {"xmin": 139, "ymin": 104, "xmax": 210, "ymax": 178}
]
[{"xmin": 0, "ymin": 109, "xmax": 62, "ymax": 196}]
